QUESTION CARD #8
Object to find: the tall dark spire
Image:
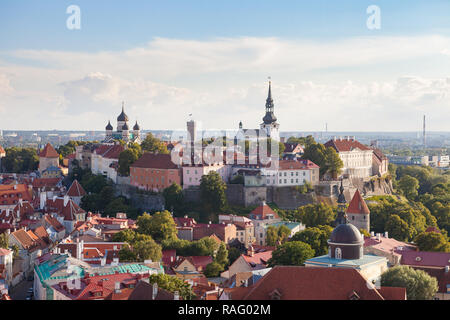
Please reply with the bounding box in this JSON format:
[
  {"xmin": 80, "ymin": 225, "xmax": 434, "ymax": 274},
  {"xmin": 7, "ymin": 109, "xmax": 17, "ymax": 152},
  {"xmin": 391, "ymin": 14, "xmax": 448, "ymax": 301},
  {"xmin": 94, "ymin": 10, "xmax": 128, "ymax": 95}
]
[
  {"xmin": 239, "ymin": 121, "xmax": 243, "ymax": 129},
  {"xmin": 262, "ymin": 79, "xmax": 277, "ymax": 124},
  {"xmin": 334, "ymin": 179, "xmax": 348, "ymax": 226},
  {"xmin": 117, "ymin": 101, "xmax": 129, "ymax": 122}
]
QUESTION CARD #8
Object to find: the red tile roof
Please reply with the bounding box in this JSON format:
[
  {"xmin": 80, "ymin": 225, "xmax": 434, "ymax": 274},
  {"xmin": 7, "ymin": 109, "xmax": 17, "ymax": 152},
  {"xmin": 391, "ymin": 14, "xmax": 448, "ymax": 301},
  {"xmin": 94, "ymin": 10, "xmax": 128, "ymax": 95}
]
[
  {"xmin": 400, "ymin": 251, "xmax": 450, "ymax": 268},
  {"xmin": 346, "ymin": 190, "xmax": 370, "ymax": 215},
  {"xmin": 94, "ymin": 144, "xmax": 124, "ymax": 160},
  {"xmin": 67, "ymin": 180, "xmax": 86, "ymax": 197},
  {"xmin": 131, "ymin": 153, "xmax": 179, "ymax": 169},
  {"xmin": 46, "ymin": 198, "xmax": 86, "ymax": 221},
  {"xmin": 39, "ymin": 143, "xmax": 59, "ymax": 158},
  {"xmin": 174, "ymin": 217, "xmax": 197, "ymax": 227},
  {"xmin": 250, "ymin": 204, "xmax": 279, "ymax": 220},
  {"xmin": 0, "ymin": 184, "xmax": 33, "ymax": 205},
  {"xmin": 324, "ymin": 138, "xmax": 371, "ymax": 152},
  {"xmin": 242, "ymin": 266, "xmax": 403, "ymax": 300},
  {"xmin": 32, "ymin": 177, "xmax": 62, "ymax": 189},
  {"xmin": 278, "ymin": 159, "xmax": 319, "ymax": 170},
  {"xmin": 44, "ymin": 215, "xmax": 65, "ymax": 232},
  {"xmin": 0, "ymin": 146, "xmax": 5, "ymax": 154},
  {"xmin": 242, "ymin": 250, "xmax": 272, "ymax": 269}
]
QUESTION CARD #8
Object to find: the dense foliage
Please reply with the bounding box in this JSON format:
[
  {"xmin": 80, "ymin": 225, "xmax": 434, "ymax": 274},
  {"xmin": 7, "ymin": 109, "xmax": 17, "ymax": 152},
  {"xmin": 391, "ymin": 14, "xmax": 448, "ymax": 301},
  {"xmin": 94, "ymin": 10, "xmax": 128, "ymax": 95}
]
[
  {"xmin": 2, "ymin": 147, "xmax": 39, "ymax": 173},
  {"xmin": 268, "ymin": 241, "xmax": 315, "ymax": 267},
  {"xmin": 381, "ymin": 266, "xmax": 438, "ymax": 300}
]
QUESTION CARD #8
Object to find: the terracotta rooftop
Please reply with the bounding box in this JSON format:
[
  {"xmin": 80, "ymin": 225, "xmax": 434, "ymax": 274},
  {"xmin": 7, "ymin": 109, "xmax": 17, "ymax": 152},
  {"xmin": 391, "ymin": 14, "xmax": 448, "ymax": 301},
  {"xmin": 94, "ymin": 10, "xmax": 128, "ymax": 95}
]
[
  {"xmin": 346, "ymin": 190, "xmax": 370, "ymax": 215},
  {"xmin": 278, "ymin": 159, "xmax": 319, "ymax": 170},
  {"xmin": 400, "ymin": 251, "xmax": 450, "ymax": 268},
  {"xmin": 242, "ymin": 266, "xmax": 405, "ymax": 300},
  {"xmin": 66, "ymin": 180, "xmax": 86, "ymax": 197},
  {"xmin": 94, "ymin": 144, "xmax": 124, "ymax": 160},
  {"xmin": 131, "ymin": 153, "xmax": 180, "ymax": 170},
  {"xmin": 39, "ymin": 143, "xmax": 59, "ymax": 158},
  {"xmin": 249, "ymin": 204, "xmax": 279, "ymax": 220},
  {"xmin": 324, "ymin": 138, "xmax": 371, "ymax": 152}
]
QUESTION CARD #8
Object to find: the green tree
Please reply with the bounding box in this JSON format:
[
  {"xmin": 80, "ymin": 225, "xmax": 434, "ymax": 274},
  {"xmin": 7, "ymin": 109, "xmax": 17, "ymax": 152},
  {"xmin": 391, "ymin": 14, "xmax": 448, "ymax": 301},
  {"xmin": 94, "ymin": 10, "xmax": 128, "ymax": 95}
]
[
  {"xmin": 162, "ymin": 183, "xmax": 184, "ymax": 214},
  {"xmin": 323, "ymin": 147, "xmax": 344, "ymax": 179},
  {"xmin": 112, "ymin": 229, "xmax": 137, "ymax": 243},
  {"xmin": 398, "ymin": 175, "xmax": 420, "ymax": 200},
  {"xmin": 290, "ymin": 225, "xmax": 333, "ymax": 256},
  {"xmin": 204, "ymin": 262, "xmax": 224, "ymax": 277},
  {"xmin": 414, "ymin": 231, "xmax": 450, "ymax": 252},
  {"xmin": 302, "ymin": 143, "xmax": 327, "ymax": 176},
  {"xmin": 268, "ymin": 241, "xmax": 315, "ymax": 267},
  {"xmin": 118, "ymin": 147, "xmax": 141, "ymax": 176},
  {"xmin": 141, "ymin": 133, "xmax": 169, "ymax": 154},
  {"xmin": 0, "ymin": 233, "xmax": 9, "ymax": 249},
  {"xmin": 148, "ymin": 273, "xmax": 195, "ymax": 300},
  {"xmin": 199, "ymin": 171, "xmax": 227, "ymax": 218},
  {"xmin": 266, "ymin": 225, "xmax": 291, "ymax": 246},
  {"xmin": 381, "ymin": 266, "xmax": 438, "ymax": 300},
  {"xmin": 296, "ymin": 203, "xmax": 335, "ymax": 227},
  {"xmin": 133, "ymin": 238, "xmax": 162, "ymax": 262},
  {"xmin": 3, "ymin": 147, "xmax": 39, "ymax": 173},
  {"xmin": 137, "ymin": 211, "xmax": 178, "ymax": 242},
  {"xmin": 215, "ymin": 242, "xmax": 229, "ymax": 266},
  {"xmin": 118, "ymin": 244, "xmax": 137, "ymax": 262},
  {"xmin": 227, "ymin": 247, "xmax": 241, "ymax": 265},
  {"xmin": 385, "ymin": 215, "xmax": 413, "ymax": 242}
]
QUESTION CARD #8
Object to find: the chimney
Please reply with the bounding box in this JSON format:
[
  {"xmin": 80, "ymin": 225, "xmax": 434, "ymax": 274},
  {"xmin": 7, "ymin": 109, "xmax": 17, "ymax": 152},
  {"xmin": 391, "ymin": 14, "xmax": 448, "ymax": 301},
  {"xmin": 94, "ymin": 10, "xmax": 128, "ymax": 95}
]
[
  {"xmin": 173, "ymin": 291, "xmax": 179, "ymax": 300},
  {"xmin": 445, "ymin": 266, "xmax": 449, "ymax": 273},
  {"xmin": 152, "ymin": 282, "xmax": 158, "ymax": 300},
  {"xmin": 376, "ymin": 233, "xmax": 381, "ymax": 242},
  {"xmin": 384, "ymin": 231, "xmax": 389, "ymax": 238},
  {"xmin": 63, "ymin": 195, "xmax": 70, "ymax": 207},
  {"xmin": 114, "ymin": 282, "xmax": 121, "ymax": 294},
  {"xmin": 13, "ymin": 185, "xmax": 17, "ymax": 190},
  {"xmin": 243, "ymin": 279, "xmax": 248, "ymax": 287},
  {"xmin": 370, "ymin": 231, "xmax": 375, "ymax": 237}
]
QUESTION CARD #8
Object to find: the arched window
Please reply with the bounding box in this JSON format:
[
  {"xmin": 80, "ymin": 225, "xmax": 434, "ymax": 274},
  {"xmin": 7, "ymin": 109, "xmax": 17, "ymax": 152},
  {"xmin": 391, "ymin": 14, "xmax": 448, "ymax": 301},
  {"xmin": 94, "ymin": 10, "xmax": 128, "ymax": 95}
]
[{"xmin": 335, "ymin": 247, "xmax": 342, "ymax": 259}]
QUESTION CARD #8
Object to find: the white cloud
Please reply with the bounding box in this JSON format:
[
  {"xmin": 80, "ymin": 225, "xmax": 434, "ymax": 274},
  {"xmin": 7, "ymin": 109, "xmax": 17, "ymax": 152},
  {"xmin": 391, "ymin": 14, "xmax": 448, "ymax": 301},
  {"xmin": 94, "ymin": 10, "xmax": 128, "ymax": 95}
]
[{"xmin": 0, "ymin": 35, "xmax": 450, "ymax": 131}]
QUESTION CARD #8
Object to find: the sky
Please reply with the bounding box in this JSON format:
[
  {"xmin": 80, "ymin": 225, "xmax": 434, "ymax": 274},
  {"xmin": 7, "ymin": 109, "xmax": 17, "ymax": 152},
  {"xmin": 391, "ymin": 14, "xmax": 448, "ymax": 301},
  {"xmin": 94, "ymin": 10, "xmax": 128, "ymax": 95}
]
[{"xmin": 0, "ymin": 0, "xmax": 450, "ymax": 132}]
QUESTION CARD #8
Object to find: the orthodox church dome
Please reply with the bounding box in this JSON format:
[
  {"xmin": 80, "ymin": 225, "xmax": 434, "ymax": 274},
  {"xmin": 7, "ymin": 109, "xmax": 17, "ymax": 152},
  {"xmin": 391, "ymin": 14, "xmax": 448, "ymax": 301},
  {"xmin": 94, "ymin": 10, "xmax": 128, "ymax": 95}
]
[
  {"xmin": 133, "ymin": 121, "xmax": 140, "ymax": 130},
  {"xmin": 117, "ymin": 103, "xmax": 129, "ymax": 122},
  {"xmin": 105, "ymin": 121, "xmax": 113, "ymax": 130},
  {"xmin": 122, "ymin": 123, "xmax": 129, "ymax": 130}
]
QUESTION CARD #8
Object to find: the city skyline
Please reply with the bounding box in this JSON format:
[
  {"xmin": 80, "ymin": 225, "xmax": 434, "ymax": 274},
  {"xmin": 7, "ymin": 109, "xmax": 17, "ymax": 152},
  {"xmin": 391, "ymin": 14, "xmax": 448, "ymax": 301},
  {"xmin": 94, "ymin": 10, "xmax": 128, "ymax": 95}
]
[{"xmin": 1, "ymin": 1, "xmax": 450, "ymax": 132}]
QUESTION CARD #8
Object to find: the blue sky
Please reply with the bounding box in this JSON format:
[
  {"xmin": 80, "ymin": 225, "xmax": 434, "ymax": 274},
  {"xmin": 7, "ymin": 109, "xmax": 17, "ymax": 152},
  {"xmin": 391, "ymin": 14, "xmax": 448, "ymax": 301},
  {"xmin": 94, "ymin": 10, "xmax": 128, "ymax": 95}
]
[{"xmin": 0, "ymin": 1, "xmax": 450, "ymax": 131}]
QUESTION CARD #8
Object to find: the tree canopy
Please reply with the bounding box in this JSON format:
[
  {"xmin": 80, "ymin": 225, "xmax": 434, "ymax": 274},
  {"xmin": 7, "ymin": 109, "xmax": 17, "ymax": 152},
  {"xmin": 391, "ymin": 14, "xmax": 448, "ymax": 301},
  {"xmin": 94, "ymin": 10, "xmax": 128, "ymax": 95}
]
[
  {"xmin": 268, "ymin": 241, "xmax": 315, "ymax": 267},
  {"xmin": 290, "ymin": 225, "xmax": 333, "ymax": 256},
  {"xmin": 414, "ymin": 231, "xmax": 450, "ymax": 252},
  {"xmin": 266, "ymin": 225, "xmax": 291, "ymax": 246},
  {"xmin": 141, "ymin": 133, "xmax": 169, "ymax": 154},
  {"xmin": 381, "ymin": 266, "xmax": 438, "ymax": 300},
  {"xmin": 137, "ymin": 211, "xmax": 178, "ymax": 243},
  {"xmin": 2, "ymin": 147, "xmax": 39, "ymax": 173},
  {"xmin": 199, "ymin": 171, "xmax": 227, "ymax": 219}
]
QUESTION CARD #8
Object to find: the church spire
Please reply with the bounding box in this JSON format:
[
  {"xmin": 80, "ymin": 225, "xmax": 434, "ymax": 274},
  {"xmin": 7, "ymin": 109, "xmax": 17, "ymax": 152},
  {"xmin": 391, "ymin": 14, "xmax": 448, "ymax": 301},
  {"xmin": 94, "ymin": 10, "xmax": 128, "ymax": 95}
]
[
  {"xmin": 335, "ymin": 179, "xmax": 349, "ymax": 226},
  {"xmin": 262, "ymin": 78, "xmax": 277, "ymax": 124}
]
